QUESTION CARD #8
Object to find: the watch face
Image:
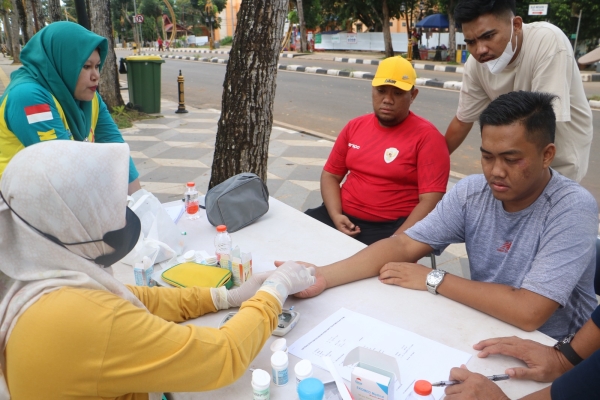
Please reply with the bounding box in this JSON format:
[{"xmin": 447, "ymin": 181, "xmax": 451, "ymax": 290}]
[{"xmin": 427, "ymin": 270, "xmax": 445, "ymax": 286}]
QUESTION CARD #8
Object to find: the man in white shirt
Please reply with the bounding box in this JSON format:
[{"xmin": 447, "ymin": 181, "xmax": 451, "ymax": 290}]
[{"xmin": 445, "ymin": 0, "xmax": 593, "ymax": 182}]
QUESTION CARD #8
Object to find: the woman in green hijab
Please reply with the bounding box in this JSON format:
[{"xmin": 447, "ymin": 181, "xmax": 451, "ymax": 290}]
[{"xmin": 0, "ymin": 22, "xmax": 141, "ymax": 194}]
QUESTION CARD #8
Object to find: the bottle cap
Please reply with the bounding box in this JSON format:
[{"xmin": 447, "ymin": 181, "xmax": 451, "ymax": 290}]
[
  {"xmin": 271, "ymin": 350, "xmax": 288, "ymax": 368},
  {"xmin": 294, "ymin": 359, "xmax": 313, "ymax": 379},
  {"xmin": 186, "ymin": 182, "xmax": 195, "ymax": 187},
  {"xmin": 414, "ymin": 380, "xmax": 433, "ymax": 395},
  {"xmin": 270, "ymin": 338, "xmax": 287, "ymax": 353},
  {"xmin": 252, "ymin": 369, "xmax": 271, "ymax": 389},
  {"xmin": 183, "ymin": 250, "xmax": 196, "ymax": 262},
  {"xmin": 216, "ymin": 225, "xmax": 228, "ymax": 232},
  {"xmin": 297, "ymin": 378, "xmax": 324, "ymax": 400}
]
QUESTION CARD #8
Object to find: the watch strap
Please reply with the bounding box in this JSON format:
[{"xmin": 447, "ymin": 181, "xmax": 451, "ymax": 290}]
[{"xmin": 557, "ymin": 341, "xmax": 584, "ymax": 366}]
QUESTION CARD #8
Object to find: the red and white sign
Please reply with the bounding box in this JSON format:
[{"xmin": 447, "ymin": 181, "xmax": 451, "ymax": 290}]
[
  {"xmin": 528, "ymin": 4, "xmax": 548, "ymax": 15},
  {"xmin": 133, "ymin": 14, "xmax": 144, "ymax": 23},
  {"xmin": 25, "ymin": 104, "xmax": 52, "ymax": 124}
]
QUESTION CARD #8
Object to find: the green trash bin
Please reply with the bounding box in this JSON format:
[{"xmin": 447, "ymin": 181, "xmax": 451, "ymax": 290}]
[{"xmin": 125, "ymin": 56, "xmax": 165, "ymax": 114}]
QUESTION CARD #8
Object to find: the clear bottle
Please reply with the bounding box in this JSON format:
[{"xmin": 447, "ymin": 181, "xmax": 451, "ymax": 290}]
[
  {"xmin": 271, "ymin": 350, "xmax": 289, "ymax": 386},
  {"xmin": 406, "ymin": 380, "xmax": 435, "ymax": 399},
  {"xmin": 214, "ymin": 225, "xmax": 232, "ymax": 266},
  {"xmin": 252, "ymin": 369, "xmax": 271, "ymax": 400},
  {"xmin": 184, "ymin": 182, "xmax": 200, "ymax": 220}
]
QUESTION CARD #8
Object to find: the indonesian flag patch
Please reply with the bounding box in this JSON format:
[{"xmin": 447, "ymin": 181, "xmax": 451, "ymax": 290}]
[{"xmin": 25, "ymin": 104, "xmax": 53, "ymax": 124}]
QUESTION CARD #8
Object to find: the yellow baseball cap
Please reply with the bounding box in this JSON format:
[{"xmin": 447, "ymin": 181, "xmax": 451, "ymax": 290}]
[{"xmin": 372, "ymin": 56, "xmax": 416, "ymax": 91}]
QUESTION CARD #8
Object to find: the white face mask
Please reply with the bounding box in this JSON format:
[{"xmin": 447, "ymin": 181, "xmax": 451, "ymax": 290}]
[{"xmin": 485, "ymin": 19, "xmax": 518, "ymax": 74}]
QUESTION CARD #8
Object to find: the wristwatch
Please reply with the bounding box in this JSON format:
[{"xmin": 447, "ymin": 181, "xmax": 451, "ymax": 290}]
[
  {"xmin": 426, "ymin": 269, "xmax": 447, "ymax": 295},
  {"xmin": 554, "ymin": 333, "xmax": 584, "ymax": 366}
]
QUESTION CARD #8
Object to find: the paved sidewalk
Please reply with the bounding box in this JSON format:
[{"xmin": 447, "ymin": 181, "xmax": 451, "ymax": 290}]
[{"xmin": 0, "ymin": 56, "xmax": 470, "ymax": 278}]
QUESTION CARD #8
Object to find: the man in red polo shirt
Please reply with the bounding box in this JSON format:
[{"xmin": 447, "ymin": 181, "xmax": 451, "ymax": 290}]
[{"xmin": 305, "ymin": 56, "xmax": 450, "ymax": 245}]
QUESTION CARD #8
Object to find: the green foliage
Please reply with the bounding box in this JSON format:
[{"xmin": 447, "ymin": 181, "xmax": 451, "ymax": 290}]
[
  {"xmin": 220, "ymin": 36, "xmax": 233, "ymax": 45},
  {"xmin": 515, "ymin": 0, "xmax": 600, "ymax": 51},
  {"xmin": 112, "ymin": 105, "xmax": 127, "ymax": 116}
]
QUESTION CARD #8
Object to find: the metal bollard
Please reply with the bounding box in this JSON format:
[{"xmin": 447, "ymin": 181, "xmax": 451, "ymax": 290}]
[{"xmin": 176, "ymin": 70, "xmax": 188, "ymax": 114}]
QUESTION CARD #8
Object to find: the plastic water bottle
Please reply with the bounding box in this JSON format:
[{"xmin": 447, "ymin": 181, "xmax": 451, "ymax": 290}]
[
  {"xmin": 214, "ymin": 225, "xmax": 232, "ymax": 265},
  {"xmin": 406, "ymin": 380, "xmax": 435, "ymax": 399},
  {"xmin": 184, "ymin": 182, "xmax": 200, "ymax": 220}
]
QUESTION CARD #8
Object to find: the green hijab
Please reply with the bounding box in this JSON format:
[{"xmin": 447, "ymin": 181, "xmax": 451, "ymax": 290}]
[{"xmin": 7, "ymin": 22, "xmax": 108, "ymax": 141}]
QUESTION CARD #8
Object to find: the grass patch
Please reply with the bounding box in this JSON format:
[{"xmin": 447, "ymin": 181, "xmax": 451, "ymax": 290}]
[
  {"xmin": 446, "ymin": 61, "xmax": 460, "ymax": 65},
  {"xmin": 220, "ymin": 36, "xmax": 233, "ymax": 46},
  {"xmin": 111, "ymin": 105, "xmax": 161, "ymax": 129},
  {"xmin": 588, "ymin": 95, "xmax": 600, "ymax": 101}
]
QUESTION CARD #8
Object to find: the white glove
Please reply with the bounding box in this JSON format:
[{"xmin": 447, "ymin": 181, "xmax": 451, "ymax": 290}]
[
  {"xmin": 210, "ymin": 272, "xmax": 271, "ymax": 310},
  {"xmin": 258, "ymin": 261, "xmax": 316, "ymax": 306}
]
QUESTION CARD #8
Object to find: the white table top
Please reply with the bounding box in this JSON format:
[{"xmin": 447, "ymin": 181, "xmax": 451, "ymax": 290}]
[{"xmin": 114, "ymin": 197, "xmax": 554, "ymax": 399}]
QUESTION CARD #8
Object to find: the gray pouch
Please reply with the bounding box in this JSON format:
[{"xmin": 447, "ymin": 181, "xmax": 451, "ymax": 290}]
[{"xmin": 205, "ymin": 173, "xmax": 269, "ymax": 232}]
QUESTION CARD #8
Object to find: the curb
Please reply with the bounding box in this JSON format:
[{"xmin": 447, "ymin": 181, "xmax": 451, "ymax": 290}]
[{"xmin": 141, "ymin": 53, "xmax": 600, "ymax": 107}]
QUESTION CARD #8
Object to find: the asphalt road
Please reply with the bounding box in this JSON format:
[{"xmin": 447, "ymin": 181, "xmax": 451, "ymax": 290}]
[{"xmin": 158, "ymin": 58, "xmax": 600, "ymax": 205}]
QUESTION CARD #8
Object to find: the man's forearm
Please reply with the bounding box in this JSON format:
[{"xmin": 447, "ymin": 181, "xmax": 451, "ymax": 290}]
[
  {"xmin": 321, "ymin": 235, "xmax": 431, "ymax": 290},
  {"xmin": 571, "ymin": 311, "xmax": 600, "ymax": 360},
  {"xmin": 320, "ymin": 172, "xmax": 344, "ymax": 219},
  {"xmin": 521, "ymin": 386, "xmax": 551, "ymax": 400},
  {"xmin": 437, "ymin": 274, "xmax": 559, "ymax": 331},
  {"xmin": 395, "ymin": 192, "xmax": 444, "ymax": 233},
  {"xmin": 445, "ymin": 116, "xmax": 474, "ymax": 154}
]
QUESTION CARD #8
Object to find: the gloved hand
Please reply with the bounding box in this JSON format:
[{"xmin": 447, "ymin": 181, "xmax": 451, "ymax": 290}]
[
  {"xmin": 210, "ymin": 272, "xmax": 271, "ymax": 310},
  {"xmin": 258, "ymin": 260, "xmax": 316, "ymax": 306}
]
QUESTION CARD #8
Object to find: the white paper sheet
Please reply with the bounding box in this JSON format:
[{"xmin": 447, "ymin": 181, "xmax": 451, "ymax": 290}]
[{"xmin": 288, "ymin": 308, "xmax": 472, "ymax": 400}]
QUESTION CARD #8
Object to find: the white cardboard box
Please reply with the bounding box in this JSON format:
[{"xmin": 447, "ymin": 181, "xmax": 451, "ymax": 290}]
[{"xmin": 344, "ymin": 347, "xmax": 401, "ymax": 400}]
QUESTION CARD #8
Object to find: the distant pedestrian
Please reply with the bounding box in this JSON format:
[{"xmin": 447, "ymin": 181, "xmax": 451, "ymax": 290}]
[
  {"xmin": 165, "ymin": 40, "xmax": 170, "ymax": 51},
  {"xmin": 157, "ymin": 37, "xmax": 164, "ymax": 51}
]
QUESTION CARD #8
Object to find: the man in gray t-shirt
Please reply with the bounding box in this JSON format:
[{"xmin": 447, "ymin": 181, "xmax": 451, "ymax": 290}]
[
  {"xmin": 405, "ymin": 171, "xmax": 597, "ymax": 339},
  {"xmin": 299, "ymin": 91, "xmax": 598, "ymax": 341}
]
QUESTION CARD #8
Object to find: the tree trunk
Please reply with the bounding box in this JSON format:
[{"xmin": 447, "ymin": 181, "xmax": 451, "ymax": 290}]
[
  {"xmin": 209, "ymin": 0, "xmax": 287, "ymax": 188},
  {"xmin": 382, "ymin": 0, "xmax": 393, "ymax": 58},
  {"xmin": 448, "ymin": 0, "xmax": 456, "ymax": 62},
  {"xmin": 48, "ymin": 0, "xmax": 62, "ymax": 22},
  {"xmin": 32, "ymin": 0, "xmax": 45, "ymax": 29},
  {"xmin": 27, "ymin": 0, "xmax": 39, "ymax": 33},
  {"xmin": 296, "ymin": 0, "xmax": 307, "ymax": 52},
  {"xmin": 2, "ymin": 12, "xmax": 13, "ymax": 57},
  {"xmin": 16, "ymin": 0, "xmax": 30, "ymax": 44},
  {"xmin": 9, "ymin": 0, "xmax": 20, "ymax": 63},
  {"xmin": 90, "ymin": 0, "xmax": 125, "ymax": 110}
]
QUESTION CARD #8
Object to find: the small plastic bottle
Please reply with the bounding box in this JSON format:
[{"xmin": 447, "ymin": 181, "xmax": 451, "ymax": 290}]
[
  {"xmin": 270, "ymin": 338, "xmax": 288, "ymax": 354},
  {"xmin": 252, "ymin": 369, "xmax": 271, "ymax": 400},
  {"xmin": 184, "ymin": 182, "xmax": 200, "ymax": 220},
  {"xmin": 214, "ymin": 225, "xmax": 232, "ymax": 266},
  {"xmin": 271, "ymin": 350, "xmax": 289, "ymax": 386},
  {"xmin": 406, "ymin": 380, "xmax": 435, "ymax": 399},
  {"xmin": 294, "ymin": 359, "xmax": 313, "ymax": 385},
  {"xmin": 297, "ymin": 377, "xmax": 324, "ymax": 400}
]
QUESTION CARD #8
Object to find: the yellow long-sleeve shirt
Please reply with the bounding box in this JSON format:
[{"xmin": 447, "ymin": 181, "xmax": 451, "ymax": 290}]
[{"xmin": 5, "ymin": 285, "xmax": 281, "ymax": 399}]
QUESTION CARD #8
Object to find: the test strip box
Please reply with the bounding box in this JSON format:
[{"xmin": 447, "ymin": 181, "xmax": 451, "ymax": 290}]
[{"xmin": 344, "ymin": 347, "xmax": 401, "ymax": 400}]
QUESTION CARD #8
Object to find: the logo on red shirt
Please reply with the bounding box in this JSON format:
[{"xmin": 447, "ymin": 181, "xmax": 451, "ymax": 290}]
[
  {"xmin": 348, "ymin": 143, "xmax": 360, "ymax": 149},
  {"xmin": 497, "ymin": 241, "xmax": 512, "ymax": 253}
]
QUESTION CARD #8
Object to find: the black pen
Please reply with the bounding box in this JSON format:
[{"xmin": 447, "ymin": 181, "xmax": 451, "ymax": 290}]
[{"xmin": 431, "ymin": 374, "xmax": 510, "ymax": 387}]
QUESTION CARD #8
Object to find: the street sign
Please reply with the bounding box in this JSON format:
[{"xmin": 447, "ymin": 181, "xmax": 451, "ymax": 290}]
[
  {"xmin": 315, "ymin": 33, "xmax": 321, "ymax": 44},
  {"xmin": 570, "ymin": 33, "xmax": 577, "ymax": 39},
  {"xmin": 133, "ymin": 14, "xmax": 144, "ymax": 24},
  {"xmin": 347, "ymin": 33, "xmax": 357, "ymax": 44},
  {"xmin": 528, "ymin": 4, "xmax": 548, "ymax": 16}
]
